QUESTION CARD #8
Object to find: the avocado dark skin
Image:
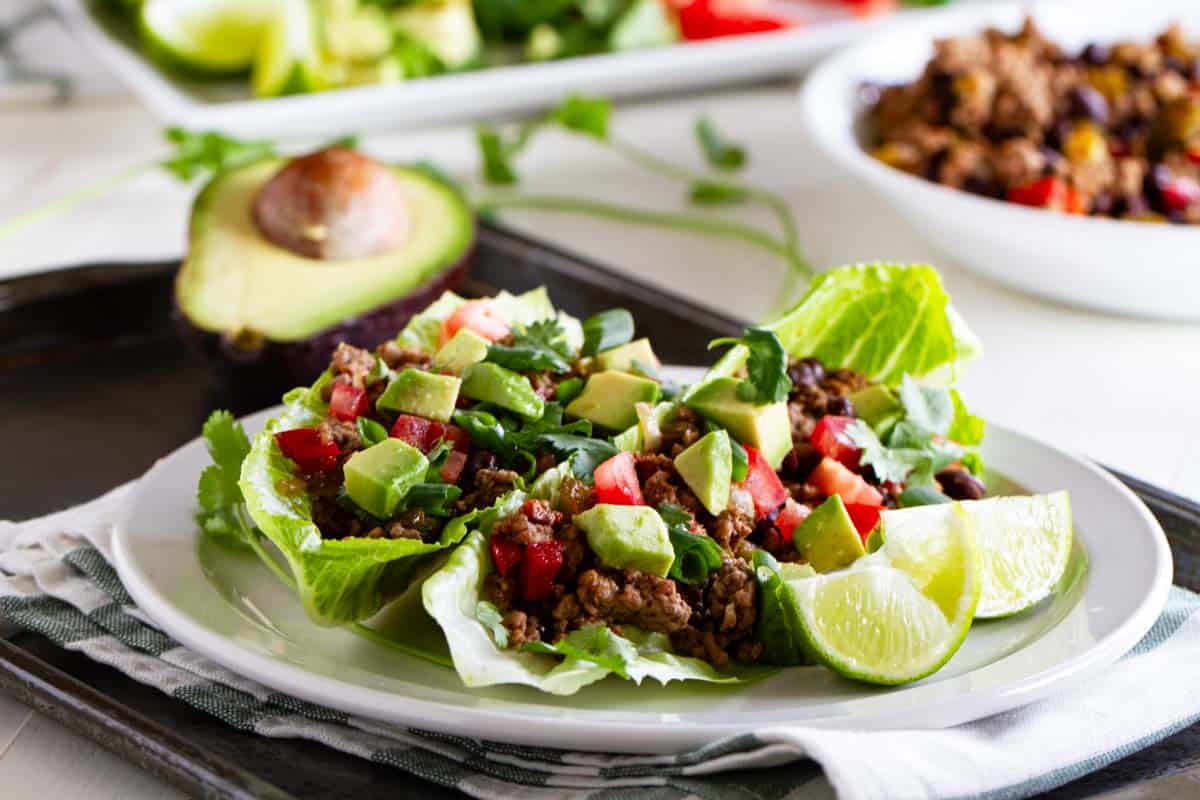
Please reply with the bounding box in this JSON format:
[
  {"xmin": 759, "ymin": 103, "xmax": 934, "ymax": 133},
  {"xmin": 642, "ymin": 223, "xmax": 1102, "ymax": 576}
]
[{"xmin": 174, "ymin": 147, "xmax": 475, "ymax": 399}]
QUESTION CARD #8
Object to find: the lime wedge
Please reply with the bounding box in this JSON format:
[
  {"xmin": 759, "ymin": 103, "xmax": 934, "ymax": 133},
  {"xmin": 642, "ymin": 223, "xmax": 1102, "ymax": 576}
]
[
  {"xmin": 961, "ymin": 492, "xmax": 1073, "ymax": 619},
  {"xmin": 252, "ymin": 0, "xmax": 327, "ymax": 97},
  {"xmin": 140, "ymin": 0, "xmax": 276, "ymax": 75},
  {"xmin": 787, "ymin": 503, "xmax": 979, "ymax": 685}
]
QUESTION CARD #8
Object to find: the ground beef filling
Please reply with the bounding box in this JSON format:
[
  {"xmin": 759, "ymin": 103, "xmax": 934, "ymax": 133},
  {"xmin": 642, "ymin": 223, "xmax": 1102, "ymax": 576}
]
[{"xmin": 868, "ymin": 19, "xmax": 1200, "ymax": 223}]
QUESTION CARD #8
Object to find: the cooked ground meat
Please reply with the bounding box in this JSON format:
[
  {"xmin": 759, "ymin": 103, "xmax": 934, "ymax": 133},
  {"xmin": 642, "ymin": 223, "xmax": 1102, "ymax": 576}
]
[
  {"xmin": 869, "ymin": 18, "xmax": 1200, "ymax": 222},
  {"xmin": 317, "ymin": 418, "xmax": 362, "ymax": 456},
  {"xmin": 787, "ymin": 358, "xmax": 867, "ymax": 446},
  {"xmin": 670, "ymin": 559, "xmax": 761, "ymax": 668},
  {"xmin": 635, "ymin": 453, "xmax": 704, "ymax": 516},
  {"xmin": 377, "ymin": 341, "xmax": 432, "ymax": 370},
  {"xmin": 661, "ymin": 405, "xmax": 704, "ymax": 456},
  {"xmin": 457, "ymin": 468, "xmax": 520, "ymax": 513},
  {"xmin": 712, "ymin": 506, "xmax": 755, "ymax": 555},
  {"xmin": 329, "ymin": 343, "xmax": 378, "ymax": 387},
  {"xmin": 558, "ymin": 475, "xmax": 595, "ymax": 516},
  {"xmin": 503, "ymin": 610, "xmax": 540, "ymax": 647},
  {"xmin": 573, "ymin": 568, "xmax": 693, "ymax": 635},
  {"xmin": 527, "ymin": 371, "xmax": 558, "ymax": 400},
  {"xmin": 491, "ymin": 500, "xmax": 561, "ymax": 546}
]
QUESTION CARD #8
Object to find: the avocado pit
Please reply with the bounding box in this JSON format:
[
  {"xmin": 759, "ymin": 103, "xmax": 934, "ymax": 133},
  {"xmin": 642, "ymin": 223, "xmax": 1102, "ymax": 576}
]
[{"xmin": 253, "ymin": 147, "xmax": 411, "ymax": 260}]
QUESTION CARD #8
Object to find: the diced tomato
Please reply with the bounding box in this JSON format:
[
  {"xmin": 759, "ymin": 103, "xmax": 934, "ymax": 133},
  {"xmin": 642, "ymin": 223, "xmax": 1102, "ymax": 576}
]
[
  {"xmin": 845, "ymin": 503, "xmax": 882, "ymax": 544},
  {"xmin": 490, "ymin": 536, "xmax": 522, "ymax": 578},
  {"xmin": 809, "ymin": 415, "xmax": 861, "ymax": 469},
  {"xmin": 440, "ymin": 450, "xmax": 467, "ymax": 484},
  {"xmin": 837, "ymin": 0, "xmax": 897, "ymax": 17},
  {"xmin": 1160, "ymin": 177, "xmax": 1200, "ymax": 212},
  {"xmin": 1186, "ymin": 143, "xmax": 1200, "ymax": 164},
  {"xmin": 594, "ymin": 452, "xmax": 645, "ymax": 506},
  {"xmin": 774, "ymin": 498, "xmax": 810, "ymax": 545},
  {"xmin": 520, "ymin": 540, "xmax": 563, "ymax": 601},
  {"xmin": 740, "ymin": 445, "xmax": 789, "ymax": 519},
  {"xmin": 274, "ymin": 428, "xmax": 340, "ymax": 473},
  {"xmin": 329, "ymin": 382, "xmax": 370, "ymax": 421},
  {"xmin": 808, "ymin": 457, "xmax": 883, "ymax": 508},
  {"xmin": 390, "ymin": 414, "xmax": 436, "ymax": 451},
  {"xmin": 1064, "ymin": 186, "xmax": 1085, "ymax": 214},
  {"xmin": 440, "ymin": 300, "xmax": 510, "ymax": 346},
  {"xmin": 674, "ymin": 0, "xmax": 790, "ymax": 41},
  {"xmin": 441, "ymin": 424, "xmax": 471, "ymax": 452}
]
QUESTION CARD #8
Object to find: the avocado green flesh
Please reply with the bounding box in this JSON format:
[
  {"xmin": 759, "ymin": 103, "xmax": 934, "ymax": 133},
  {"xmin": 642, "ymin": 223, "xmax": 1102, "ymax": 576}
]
[
  {"xmin": 674, "ymin": 430, "xmax": 732, "ymax": 516},
  {"xmin": 685, "ymin": 377, "xmax": 792, "ymax": 469},
  {"xmin": 176, "ymin": 158, "xmax": 474, "ymax": 342},
  {"xmin": 378, "ymin": 368, "xmax": 461, "ymax": 422},
  {"xmin": 794, "ymin": 495, "xmax": 866, "ymax": 573},
  {"xmin": 566, "ymin": 370, "xmax": 661, "ymax": 431},
  {"xmin": 574, "ymin": 504, "xmax": 674, "ymax": 577},
  {"xmin": 343, "ymin": 439, "xmax": 429, "ymax": 519},
  {"xmin": 596, "ymin": 338, "xmax": 660, "ymax": 374},
  {"xmin": 461, "ymin": 363, "xmax": 545, "ymax": 421},
  {"xmin": 433, "ymin": 328, "xmax": 490, "ymax": 375}
]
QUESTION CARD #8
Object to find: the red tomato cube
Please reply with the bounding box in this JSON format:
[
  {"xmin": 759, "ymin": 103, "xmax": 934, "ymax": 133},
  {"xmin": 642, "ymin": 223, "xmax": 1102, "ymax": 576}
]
[
  {"xmin": 594, "ymin": 452, "xmax": 645, "ymax": 506},
  {"xmin": 810, "ymin": 415, "xmax": 861, "ymax": 469}
]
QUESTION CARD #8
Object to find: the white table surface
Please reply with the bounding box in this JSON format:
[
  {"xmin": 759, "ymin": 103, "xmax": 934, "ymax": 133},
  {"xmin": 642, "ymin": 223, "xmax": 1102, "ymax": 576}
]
[{"xmin": 4, "ymin": 2, "xmax": 1200, "ymax": 797}]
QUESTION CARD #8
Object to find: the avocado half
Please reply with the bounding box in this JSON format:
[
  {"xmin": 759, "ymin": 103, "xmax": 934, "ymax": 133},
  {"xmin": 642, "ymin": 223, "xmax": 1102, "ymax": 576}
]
[{"xmin": 174, "ymin": 157, "xmax": 475, "ymax": 390}]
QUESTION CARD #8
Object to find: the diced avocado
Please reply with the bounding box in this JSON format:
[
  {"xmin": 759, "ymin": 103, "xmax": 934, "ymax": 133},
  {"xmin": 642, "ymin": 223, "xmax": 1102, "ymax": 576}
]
[
  {"xmin": 865, "ymin": 527, "xmax": 885, "ymax": 554},
  {"xmin": 595, "ymin": 338, "xmax": 660, "ymax": 374},
  {"xmin": 674, "ymin": 430, "xmax": 732, "ymax": 516},
  {"xmin": 609, "ymin": 0, "xmax": 679, "ymax": 51},
  {"xmin": 685, "ymin": 377, "xmax": 791, "ymax": 469},
  {"xmin": 565, "ymin": 370, "xmax": 661, "ymax": 431},
  {"xmin": 391, "ymin": 0, "xmax": 481, "ymax": 69},
  {"xmin": 793, "ymin": 495, "xmax": 866, "ymax": 573},
  {"xmin": 848, "ymin": 385, "xmax": 902, "ymax": 431},
  {"xmin": 574, "ymin": 504, "xmax": 674, "ymax": 577},
  {"xmin": 377, "ymin": 368, "xmax": 461, "ymax": 422},
  {"xmin": 343, "ymin": 439, "xmax": 429, "ymax": 519},
  {"xmin": 322, "ymin": 2, "xmax": 393, "ymax": 64},
  {"xmin": 433, "ymin": 328, "xmax": 490, "ymax": 375},
  {"xmin": 461, "ymin": 362, "xmax": 544, "ymax": 420}
]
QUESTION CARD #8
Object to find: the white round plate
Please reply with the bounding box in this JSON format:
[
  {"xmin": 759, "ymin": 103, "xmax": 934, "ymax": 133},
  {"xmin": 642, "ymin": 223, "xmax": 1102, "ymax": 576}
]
[
  {"xmin": 800, "ymin": 0, "xmax": 1200, "ymax": 321},
  {"xmin": 114, "ymin": 375, "xmax": 1171, "ymax": 753}
]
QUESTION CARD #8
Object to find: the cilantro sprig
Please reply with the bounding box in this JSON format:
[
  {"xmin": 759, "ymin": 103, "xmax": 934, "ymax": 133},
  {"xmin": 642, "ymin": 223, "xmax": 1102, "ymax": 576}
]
[
  {"xmin": 659, "ymin": 503, "xmax": 723, "ymax": 585},
  {"xmin": 485, "ymin": 318, "xmax": 573, "ymax": 373},
  {"xmin": 195, "ymin": 411, "xmax": 255, "ymax": 545},
  {"xmin": 708, "ymin": 328, "xmax": 791, "ymax": 405}
]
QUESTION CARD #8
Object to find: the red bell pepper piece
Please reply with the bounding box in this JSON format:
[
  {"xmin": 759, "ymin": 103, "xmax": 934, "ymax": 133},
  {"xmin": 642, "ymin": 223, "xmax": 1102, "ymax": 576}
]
[
  {"xmin": 441, "ymin": 424, "xmax": 471, "ymax": 452},
  {"xmin": 490, "ymin": 536, "xmax": 522, "ymax": 578},
  {"xmin": 274, "ymin": 428, "xmax": 340, "ymax": 473},
  {"xmin": 845, "ymin": 502, "xmax": 882, "ymax": 544},
  {"xmin": 390, "ymin": 414, "xmax": 434, "ymax": 451},
  {"xmin": 594, "ymin": 452, "xmax": 645, "ymax": 506},
  {"xmin": 675, "ymin": 0, "xmax": 790, "ymax": 41},
  {"xmin": 810, "ymin": 415, "xmax": 861, "ymax": 470},
  {"xmin": 1007, "ymin": 176, "xmax": 1084, "ymax": 214},
  {"xmin": 1160, "ymin": 176, "xmax": 1200, "ymax": 212},
  {"xmin": 329, "ymin": 382, "xmax": 370, "ymax": 421},
  {"xmin": 774, "ymin": 498, "xmax": 810, "ymax": 545},
  {"xmin": 520, "ymin": 540, "xmax": 564, "ymax": 601},
  {"xmin": 740, "ymin": 445, "xmax": 789, "ymax": 519},
  {"xmin": 808, "ymin": 457, "xmax": 883, "ymax": 508},
  {"xmin": 440, "ymin": 450, "xmax": 468, "ymax": 484}
]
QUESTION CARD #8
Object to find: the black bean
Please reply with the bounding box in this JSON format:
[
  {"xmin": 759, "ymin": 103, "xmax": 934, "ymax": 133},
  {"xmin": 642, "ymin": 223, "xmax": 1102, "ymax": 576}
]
[
  {"xmin": 936, "ymin": 467, "xmax": 986, "ymax": 500},
  {"xmin": 789, "ymin": 358, "xmax": 825, "ymax": 387},
  {"xmin": 1069, "ymin": 85, "xmax": 1109, "ymax": 124},
  {"xmin": 1145, "ymin": 164, "xmax": 1172, "ymax": 212},
  {"xmin": 1081, "ymin": 43, "xmax": 1110, "ymax": 65},
  {"xmin": 824, "ymin": 396, "xmax": 856, "ymax": 418},
  {"xmin": 782, "ymin": 442, "xmax": 822, "ymax": 478}
]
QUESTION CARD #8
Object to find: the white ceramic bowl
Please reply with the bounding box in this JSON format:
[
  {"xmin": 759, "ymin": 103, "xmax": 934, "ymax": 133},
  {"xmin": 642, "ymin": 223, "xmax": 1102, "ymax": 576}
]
[{"xmin": 800, "ymin": 0, "xmax": 1200, "ymax": 321}]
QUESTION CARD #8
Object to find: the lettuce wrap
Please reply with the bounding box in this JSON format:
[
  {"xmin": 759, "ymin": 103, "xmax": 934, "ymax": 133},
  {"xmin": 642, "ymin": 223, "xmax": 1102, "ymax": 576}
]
[{"xmin": 395, "ymin": 286, "xmax": 584, "ymax": 355}]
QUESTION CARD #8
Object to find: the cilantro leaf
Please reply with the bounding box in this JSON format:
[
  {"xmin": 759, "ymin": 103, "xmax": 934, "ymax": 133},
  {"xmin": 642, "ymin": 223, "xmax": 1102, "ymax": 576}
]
[
  {"xmin": 404, "ymin": 483, "xmax": 463, "ymax": 516},
  {"xmin": 533, "ymin": 433, "xmax": 618, "ymax": 479},
  {"xmin": 948, "ymin": 389, "xmax": 986, "ymax": 447},
  {"xmin": 694, "ymin": 117, "xmax": 746, "ymax": 171},
  {"xmin": 581, "ymin": 308, "xmax": 634, "ymax": 356},
  {"xmin": 898, "ymin": 375, "xmax": 954, "ymax": 437},
  {"xmin": 658, "ymin": 503, "xmax": 723, "ymax": 585},
  {"xmin": 486, "ymin": 318, "xmax": 573, "ymax": 372},
  {"xmin": 708, "ymin": 328, "xmax": 790, "ymax": 404},
  {"xmin": 551, "ymin": 94, "xmax": 611, "ymax": 140},
  {"xmin": 846, "ymin": 419, "xmax": 963, "ymax": 487},
  {"xmin": 522, "ymin": 623, "xmax": 636, "ymax": 677},
  {"xmin": 476, "ymin": 123, "xmax": 538, "ymax": 185},
  {"xmin": 475, "ymin": 601, "xmax": 509, "ymax": 648},
  {"xmin": 161, "ymin": 129, "xmax": 276, "ymax": 182},
  {"xmin": 689, "ymin": 180, "xmax": 748, "ymax": 205}
]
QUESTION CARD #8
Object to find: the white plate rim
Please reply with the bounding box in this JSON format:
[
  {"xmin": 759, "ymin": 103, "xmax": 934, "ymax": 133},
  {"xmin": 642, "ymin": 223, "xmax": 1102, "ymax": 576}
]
[{"xmin": 112, "ymin": 404, "xmax": 1173, "ymax": 753}]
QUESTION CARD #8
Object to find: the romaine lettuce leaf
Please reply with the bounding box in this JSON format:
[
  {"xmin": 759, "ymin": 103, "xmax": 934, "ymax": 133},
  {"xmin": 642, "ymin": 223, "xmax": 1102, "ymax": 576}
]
[
  {"xmin": 421, "ymin": 529, "xmax": 762, "ymax": 695},
  {"xmin": 695, "ymin": 264, "xmax": 981, "ymax": 394},
  {"xmin": 394, "ymin": 287, "xmax": 584, "ymax": 355},
  {"xmin": 239, "ymin": 397, "xmax": 478, "ymax": 626}
]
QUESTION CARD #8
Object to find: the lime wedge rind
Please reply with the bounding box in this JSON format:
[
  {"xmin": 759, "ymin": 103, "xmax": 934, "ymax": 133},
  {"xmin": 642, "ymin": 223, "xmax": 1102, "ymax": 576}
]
[{"xmin": 140, "ymin": 0, "xmax": 276, "ymax": 76}]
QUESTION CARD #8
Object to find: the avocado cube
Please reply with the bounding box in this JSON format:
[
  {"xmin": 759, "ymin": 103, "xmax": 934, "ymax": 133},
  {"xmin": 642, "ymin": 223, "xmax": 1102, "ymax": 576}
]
[
  {"xmin": 674, "ymin": 430, "xmax": 732, "ymax": 515},
  {"xmin": 343, "ymin": 439, "xmax": 429, "ymax": 519},
  {"xmin": 574, "ymin": 504, "xmax": 674, "ymax": 577},
  {"xmin": 847, "ymin": 385, "xmax": 902, "ymax": 431},
  {"xmin": 378, "ymin": 368, "xmax": 461, "ymax": 423},
  {"xmin": 565, "ymin": 370, "xmax": 661, "ymax": 431},
  {"xmin": 461, "ymin": 362, "xmax": 544, "ymax": 420},
  {"xmin": 433, "ymin": 328, "xmax": 491, "ymax": 376},
  {"xmin": 794, "ymin": 495, "xmax": 866, "ymax": 573},
  {"xmin": 685, "ymin": 377, "xmax": 792, "ymax": 469},
  {"xmin": 595, "ymin": 337, "xmax": 660, "ymax": 374}
]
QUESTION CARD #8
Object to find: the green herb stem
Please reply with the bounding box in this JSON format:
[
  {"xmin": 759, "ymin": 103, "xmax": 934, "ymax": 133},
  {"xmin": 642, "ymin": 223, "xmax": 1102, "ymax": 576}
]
[
  {"xmin": 0, "ymin": 161, "xmax": 155, "ymax": 241},
  {"xmin": 475, "ymin": 193, "xmax": 808, "ymax": 277}
]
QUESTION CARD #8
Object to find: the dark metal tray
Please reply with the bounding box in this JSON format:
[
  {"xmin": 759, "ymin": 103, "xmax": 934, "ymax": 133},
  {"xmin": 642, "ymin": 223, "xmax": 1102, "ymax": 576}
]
[{"xmin": 1, "ymin": 223, "xmax": 1197, "ymax": 799}]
